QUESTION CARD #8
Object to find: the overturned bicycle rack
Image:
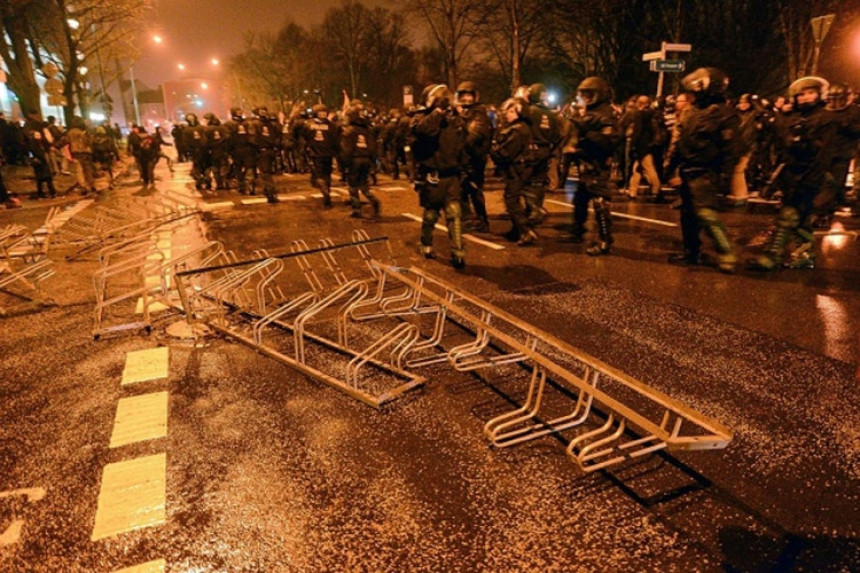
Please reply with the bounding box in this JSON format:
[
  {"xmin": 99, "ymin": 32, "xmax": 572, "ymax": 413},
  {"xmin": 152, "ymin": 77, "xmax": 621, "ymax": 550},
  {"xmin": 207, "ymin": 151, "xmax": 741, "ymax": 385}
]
[
  {"xmin": 174, "ymin": 232, "xmax": 732, "ymax": 471},
  {"xmin": 174, "ymin": 231, "xmax": 425, "ymax": 408}
]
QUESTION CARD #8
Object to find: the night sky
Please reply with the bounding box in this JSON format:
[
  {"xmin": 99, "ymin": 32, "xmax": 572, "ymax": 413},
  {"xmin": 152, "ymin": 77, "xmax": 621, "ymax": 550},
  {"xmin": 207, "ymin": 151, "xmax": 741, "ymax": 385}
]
[{"xmin": 135, "ymin": 0, "xmax": 390, "ymax": 87}]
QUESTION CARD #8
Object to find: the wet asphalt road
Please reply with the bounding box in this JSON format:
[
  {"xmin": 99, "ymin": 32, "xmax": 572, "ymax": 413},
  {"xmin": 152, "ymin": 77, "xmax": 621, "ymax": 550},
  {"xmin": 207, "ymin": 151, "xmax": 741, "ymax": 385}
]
[{"xmin": 1, "ymin": 161, "xmax": 858, "ymax": 572}]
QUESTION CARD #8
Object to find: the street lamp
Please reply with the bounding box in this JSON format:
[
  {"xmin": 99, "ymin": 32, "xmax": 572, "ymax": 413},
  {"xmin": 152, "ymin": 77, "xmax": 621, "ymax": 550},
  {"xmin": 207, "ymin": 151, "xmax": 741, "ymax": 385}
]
[{"xmin": 211, "ymin": 58, "xmax": 219, "ymax": 66}]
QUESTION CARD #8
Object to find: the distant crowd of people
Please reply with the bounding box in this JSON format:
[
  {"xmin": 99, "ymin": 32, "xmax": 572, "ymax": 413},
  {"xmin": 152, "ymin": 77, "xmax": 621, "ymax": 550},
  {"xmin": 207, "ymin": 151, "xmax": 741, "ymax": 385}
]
[{"xmin": 2, "ymin": 66, "xmax": 857, "ymax": 274}]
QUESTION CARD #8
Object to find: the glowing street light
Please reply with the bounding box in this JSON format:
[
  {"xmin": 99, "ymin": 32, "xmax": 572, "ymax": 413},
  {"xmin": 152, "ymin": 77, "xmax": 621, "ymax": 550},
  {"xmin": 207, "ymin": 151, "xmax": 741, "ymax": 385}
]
[
  {"xmin": 178, "ymin": 63, "xmax": 186, "ymax": 71},
  {"xmin": 201, "ymin": 82, "xmax": 208, "ymax": 90},
  {"xmin": 67, "ymin": 18, "xmax": 80, "ymax": 30},
  {"xmin": 211, "ymin": 58, "xmax": 219, "ymax": 66},
  {"xmin": 153, "ymin": 34, "xmax": 163, "ymax": 44}
]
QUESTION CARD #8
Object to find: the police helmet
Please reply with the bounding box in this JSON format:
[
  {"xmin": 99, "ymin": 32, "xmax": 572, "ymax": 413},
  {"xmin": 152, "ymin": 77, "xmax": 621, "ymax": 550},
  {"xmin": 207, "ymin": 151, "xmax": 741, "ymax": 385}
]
[
  {"xmin": 312, "ymin": 103, "xmax": 328, "ymax": 116},
  {"xmin": 827, "ymin": 83, "xmax": 851, "ymax": 111},
  {"xmin": 527, "ymin": 83, "xmax": 547, "ymax": 105},
  {"xmin": 203, "ymin": 112, "xmax": 220, "ymax": 126},
  {"xmin": 682, "ymin": 68, "xmax": 729, "ymax": 97},
  {"xmin": 185, "ymin": 112, "xmax": 199, "ymax": 127},
  {"xmin": 577, "ymin": 77, "xmax": 610, "ymax": 105},
  {"xmin": 230, "ymin": 108, "xmax": 243, "ymax": 121},
  {"xmin": 254, "ymin": 106, "xmax": 269, "ymax": 119},
  {"xmin": 456, "ymin": 81, "xmax": 479, "ymax": 104},
  {"xmin": 500, "ymin": 97, "xmax": 527, "ymax": 119},
  {"xmin": 421, "ymin": 84, "xmax": 453, "ymax": 110},
  {"xmin": 789, "ymin": 76, "xmax": 829, "ymax": 108}
]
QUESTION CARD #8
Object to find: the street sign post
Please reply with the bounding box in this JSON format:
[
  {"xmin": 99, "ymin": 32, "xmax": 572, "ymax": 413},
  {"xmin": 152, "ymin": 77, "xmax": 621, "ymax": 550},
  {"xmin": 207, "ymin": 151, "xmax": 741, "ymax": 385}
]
[
  {"xmin": 644, "ymin": 41, "xmax": 693, "ymax": 97},
  {"xmin": 653, "ymin": 60, "xmax": 686, "ymax": 72},
  {"xmin": 810, "ymin": 14, "xmax": 835, "ymax": 75}
]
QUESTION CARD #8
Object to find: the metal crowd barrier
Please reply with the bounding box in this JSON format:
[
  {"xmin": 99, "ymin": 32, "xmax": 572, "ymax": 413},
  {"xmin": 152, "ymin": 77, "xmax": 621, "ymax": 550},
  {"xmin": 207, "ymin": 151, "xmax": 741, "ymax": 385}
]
[
  {"xmin": 55, "ymin": 198, "xmax": 200, "ymax": 261},
  {"xmin": 92, "ymin": 226, "xmax": 229, "ymax": 339},
  {"xmin": 174, "ymin": 231, "xmax": 425, "ymax": 408},
  {"xmin": 361, "ymin": 265, "xmax": 733, "ymax": 473},
  {"xmin": 0, "ymin": 224, "xmax": 57, "ymax": 315}
]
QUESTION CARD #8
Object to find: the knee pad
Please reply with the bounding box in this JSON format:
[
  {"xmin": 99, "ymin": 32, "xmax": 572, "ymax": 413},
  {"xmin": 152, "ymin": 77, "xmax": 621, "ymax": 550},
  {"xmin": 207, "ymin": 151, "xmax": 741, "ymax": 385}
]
[
  {"xmin": 422, "ymin": 209, "xmax": 440, "ymax": 227},
  {"xmin": 444, "ymin": 199, "xmax": 462, "ymax": 220},
  {"xmin": 696, "ymin": 207, "xmax": 720, "ymax": 226},
  {"xmin": 776, "ymin": 206, "xmax": 800, "ymax": 229}
]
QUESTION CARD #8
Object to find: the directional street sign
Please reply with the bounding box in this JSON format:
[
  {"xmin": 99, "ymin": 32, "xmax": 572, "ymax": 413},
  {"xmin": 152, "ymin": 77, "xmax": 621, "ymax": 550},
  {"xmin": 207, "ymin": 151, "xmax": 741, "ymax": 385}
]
[
  {"xmin": 642, "ymin": 50, "xmax": 664, "ymax": 62},
  {"xmin": 662, "ymin": 43, "xmax": 692, "ymax": 52},
  {"xmin": 651, "ymin": 60, "xmax": 686, "ymax": 73},
  {"xmin": 811, "ymin": 14, "xmax": 835, "ymax": 43}
]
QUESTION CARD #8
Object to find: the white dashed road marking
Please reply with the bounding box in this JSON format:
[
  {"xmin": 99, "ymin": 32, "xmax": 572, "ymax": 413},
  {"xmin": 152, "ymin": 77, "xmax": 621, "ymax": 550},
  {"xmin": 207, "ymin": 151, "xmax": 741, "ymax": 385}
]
[
  {"xmin": 400, "ymin": 213, "xmax": 505, "ymax": 250},
  {"xmin": 545, "ymin": 199, "xmax": 678, "ymax": 228}
]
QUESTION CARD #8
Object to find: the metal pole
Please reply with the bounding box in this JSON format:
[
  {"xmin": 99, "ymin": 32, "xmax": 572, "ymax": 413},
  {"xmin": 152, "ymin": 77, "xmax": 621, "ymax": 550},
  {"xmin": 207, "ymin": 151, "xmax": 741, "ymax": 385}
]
[
  {"xmin": 812, "ymin": 42, "xmax": 822, "ymax": 76},
  {"xmin": 129, "ymin": 64, "xmax": 141, "ymax": 125},
  {"xmin": 656, "ymin": 42, "xmax": 667, "ymax": 98}
]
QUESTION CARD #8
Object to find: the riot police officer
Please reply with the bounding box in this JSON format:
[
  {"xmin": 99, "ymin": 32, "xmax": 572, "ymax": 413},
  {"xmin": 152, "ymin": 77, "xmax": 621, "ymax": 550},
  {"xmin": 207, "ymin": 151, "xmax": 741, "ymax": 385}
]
[
  {"xmin": 411, "ymin": 84, "xmax": 468, "ymax": 268},
  {"xmin": 456, "ymin": 81, "xmax": 492, "ymax": 232},
  {"xmin": 666, "ymin": 67, "xmax": 741, "ymax": 273},
  {"xmin": 302, "ymin": 103, "xmax": 340, "ymax": 208},
  {"xmin": 182, "ymin": 113, "xmax": 210, "ymax": 191},
  {"xmin": 340, "ymin": 100, "xmax": 381, "ymax": 219},
  {"xmin": 826, "ymin": 83, "xmax": 860, "ymax": 217},
  {"xmin": 491, "ymin": 98, "xmax": 535, "ymax": 246},
  {"xmin": 524, "ymin": 83, "xmax": 563, "ymax": 226},
  {"xmin": 568, "ymin": 77, "xmax": 622, "ymax": 256},
  {"xmin": 225, "ymin": 108, "xmax": 258, "ymax": 195},
  {"xmin": 253, "ymin": 106, "xmax": 281, "ymax": 203},
  {"xmin": 752, "ymin": 76, "xmax": 836, "ymax": 270},
  {"xmin": 203, "ymin": 112, "xmax": 231, "ymax": 191}
]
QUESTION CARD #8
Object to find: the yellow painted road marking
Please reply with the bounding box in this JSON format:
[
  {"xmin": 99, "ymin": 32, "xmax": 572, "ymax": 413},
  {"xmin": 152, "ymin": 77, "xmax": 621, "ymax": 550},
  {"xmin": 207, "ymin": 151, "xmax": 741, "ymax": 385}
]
[
  {"xmin": 0, "ymin": 519, "xmax": 24, "ymax": 546},
  {"xmin": 92, "ymin": 454, "xmax": 166, "ymax": 540},
  {"xmin": 113, "ymin": 560, "xmax": 166, "ymax": 573},
  {"xmin": 135, "ymin": 298, "xmax": 171, "ymax": 315},
  {"xmin": 240, "ymin": 197, "xmax": 270, "ymax": 205},
  {"xmin": 122, "ymin": 347, "xmax": 169, "ymax": 385},
  {"xmin": 282, "ymin": 195, "xmax": 307, "ymax": 201},
  {"xmin": 0, "ymin": 487, "xmax": 46, "ymax": 502},
  {"xmin": 110, "ymin": 392, "xmax": 168, "ymax": 448},
  {"xmin": 200, "ymin": 201, "xmax": 235, "ymax": 212},
  {"xmin": 545, "ymin": 199, "xmax": 679, "ymax": 228},
  {"xmin": 400, "ymin": 213, "xmax": 506, "ymax": 251}
]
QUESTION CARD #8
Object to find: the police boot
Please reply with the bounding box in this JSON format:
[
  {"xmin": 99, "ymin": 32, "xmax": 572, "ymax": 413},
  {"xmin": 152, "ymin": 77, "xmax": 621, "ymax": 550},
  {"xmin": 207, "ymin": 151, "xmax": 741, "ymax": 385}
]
[
  {"xmin": 369, "ymin": 196, "xmax": 381, "ymax": 219},
  {"xmin": 569, "ymin": 223, "xmax": 585, "ymax": 243},
  {"xmin": 586, "ymin": 199, "xmax": 613, "ymax": 256},
  {"xmin": 751, "ymin": 207, "xmax": 798, "ymax": 271},
  {"xmin": 502, "ymin": 227, "xmax": 521, "ymax": 242},
  {"xmin": 785, "ymin": 227, "xmax": 815, "ymax": 269},
  {"xmin": 421, "ymin": 245, "xmax": 436, "ymax": 260},
  {"xmin": 699, "ymin": 208, "xmax": 736, "ymax": 273}
]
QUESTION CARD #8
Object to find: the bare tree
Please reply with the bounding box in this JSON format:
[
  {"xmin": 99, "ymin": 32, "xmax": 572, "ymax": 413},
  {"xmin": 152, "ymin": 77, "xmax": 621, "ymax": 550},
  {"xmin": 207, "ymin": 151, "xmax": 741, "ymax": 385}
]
[
  {"xmin": 401, "ymin": 0, "xmax": 493, "ymax": 88},
  {"xmin": 0, "ymin": 0, "xmax": 42, "ymax": 116}
]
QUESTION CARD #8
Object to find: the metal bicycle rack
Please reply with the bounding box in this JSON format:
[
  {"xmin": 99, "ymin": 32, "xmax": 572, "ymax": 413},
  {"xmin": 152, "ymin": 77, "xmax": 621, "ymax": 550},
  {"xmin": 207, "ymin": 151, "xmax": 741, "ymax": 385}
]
[
  {"xmin": 55, "ymin": 199, "xmax": 200, "ymax": 261},
  {"xmin": 359, "ymin": 264, "xmax": 733, "ymax": 473},
  {"xmin": 0, "ymin": 225, "xmax": 57, "ymax": 316},
  {"xmin": 171, "ymin": 231, "xmax": 731, "ymax": 469},
  {"xmin": 174, "ymin": 232, "xmax": 425, "ymax": 408}
]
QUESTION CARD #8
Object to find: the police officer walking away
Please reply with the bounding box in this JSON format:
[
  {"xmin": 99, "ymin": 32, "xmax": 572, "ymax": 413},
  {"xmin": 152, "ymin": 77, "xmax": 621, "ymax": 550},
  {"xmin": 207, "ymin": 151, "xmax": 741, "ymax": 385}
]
[
  {"xmin": 411, "ymin": 84, "xmax": 468, "ymax": 267},
  {"xmin": 340, "ymin": 100, "xmax": 381, "ymax": 219},
  {"xmin": 455, "ymin": 81, "xmax": 492, "ymax": 232},
  {"xmin": 302, "ymin": 104, "xmax": 340, "ymax": 209},
  {"xmin": 525, "ymin": 83, "xmax": 563, "ymax": 226},
  {"xmin": 253, "ymin": 107, "xmax": 281, "ymax": 204},
  {"xmin": 182, "ymin": 113, "xmax": 210, "ymax": 191},
  {"xmin": 568, "ymin": 77, "xmax": 622, "ymax": 256},
  {"xmin": 665, "ymin": 67, "xmax": 741, "ymax": 273}
]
